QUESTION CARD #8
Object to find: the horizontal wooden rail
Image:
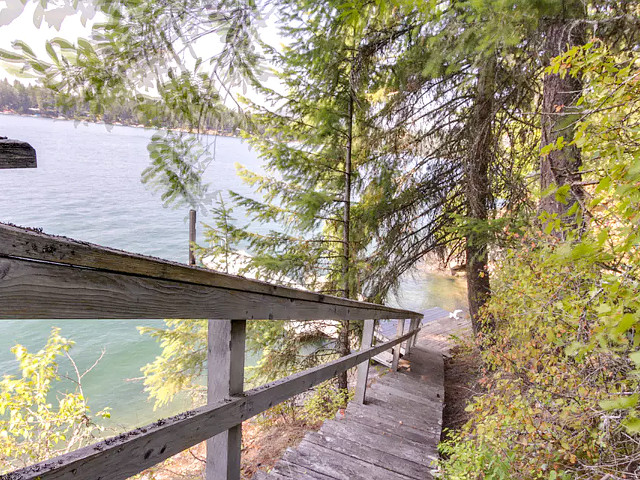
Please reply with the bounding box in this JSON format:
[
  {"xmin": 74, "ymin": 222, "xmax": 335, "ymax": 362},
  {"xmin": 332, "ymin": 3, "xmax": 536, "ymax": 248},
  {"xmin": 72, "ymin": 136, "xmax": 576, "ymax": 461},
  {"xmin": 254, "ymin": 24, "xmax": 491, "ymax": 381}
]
[
  {"xmin": 0, "ymin": 223, "xmax": 420, "ymax": 320},
  {"xmin": 7, "ymin": 327, "xmax": 420, "ymax": 480}
]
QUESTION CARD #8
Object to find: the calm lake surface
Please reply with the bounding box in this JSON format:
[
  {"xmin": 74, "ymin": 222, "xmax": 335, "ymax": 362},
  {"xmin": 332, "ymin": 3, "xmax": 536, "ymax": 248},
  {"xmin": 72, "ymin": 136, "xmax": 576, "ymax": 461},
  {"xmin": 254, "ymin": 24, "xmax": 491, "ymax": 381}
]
[{"xmin": 0, "ymin": 114, "xmax": 467, "ymax": 430}]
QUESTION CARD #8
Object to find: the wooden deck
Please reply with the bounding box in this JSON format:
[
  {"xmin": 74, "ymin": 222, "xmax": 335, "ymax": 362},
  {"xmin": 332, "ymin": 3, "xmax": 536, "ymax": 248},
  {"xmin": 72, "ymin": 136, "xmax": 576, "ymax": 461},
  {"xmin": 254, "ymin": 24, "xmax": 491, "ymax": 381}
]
[{"xmin": 254, "ymin": 310, "xmax": 471, "ymax": 480}]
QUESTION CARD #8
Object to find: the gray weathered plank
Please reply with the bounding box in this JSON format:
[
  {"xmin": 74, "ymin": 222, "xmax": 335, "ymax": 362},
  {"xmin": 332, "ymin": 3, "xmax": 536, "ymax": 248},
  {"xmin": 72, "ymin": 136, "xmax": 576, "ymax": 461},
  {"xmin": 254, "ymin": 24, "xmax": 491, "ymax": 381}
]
[
  {"xmin": 320, "ymin": 419, "xmax": 437, "ymax": 467},
  {"xmin": 0, "ymin": 138, "xmax": 36, "ymax": 169},
  {"xmin": 365, "ymin": 395, "xmax": 441, "ymax": 428},
  {"xmin": 337, "ymin": 405, "xmax": 437, "ymax": 445},
  {"xmin": 346, "ymin": 400, "xmax": 433, "ymax": 431},
  {"xmin": 391, "ymin": 319, "xmax": 405, "ymax": 371},
  {"xmin": 271, "ymin": 459, "xmax": 337, "ymax": 479},
  {"xmin": 0, "ymin": 223, "xmax": 421, "ymax": 320},
  {"xmin": 284, "ymin": 440, "xmax": 414, "ymax": 480},
  {"xmin": 375, "ymin": 372, "xmax": 443, "ymax": 398},
  {"xmin": 206, "ymin": 319, "xmax": 245, "ymax": 480},
  {"xmin": 7, "ymin": 328, "xmax": 417, "ymax": 480},
  {"xmin": 372, "ymin": 380, "xmax": 442, "ymax": 408},
  {"xmin": 304, "ymin": 431, "xmax": 428, "ymax": 480},
  {"xmin": 0, "ymin": 257, "xmax": 419, "ymax": 321},
  {"xmin": 354, "ymin": 318, "xmax": 375, "ymax": 404}
]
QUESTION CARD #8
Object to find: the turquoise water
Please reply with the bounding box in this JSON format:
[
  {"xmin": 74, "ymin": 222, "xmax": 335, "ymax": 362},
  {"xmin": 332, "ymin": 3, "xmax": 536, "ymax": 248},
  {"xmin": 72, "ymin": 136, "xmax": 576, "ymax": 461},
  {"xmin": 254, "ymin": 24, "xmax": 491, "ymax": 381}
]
[{"xmin": 0, "ymin": 114, "xmax": 467, "ymax": 431}]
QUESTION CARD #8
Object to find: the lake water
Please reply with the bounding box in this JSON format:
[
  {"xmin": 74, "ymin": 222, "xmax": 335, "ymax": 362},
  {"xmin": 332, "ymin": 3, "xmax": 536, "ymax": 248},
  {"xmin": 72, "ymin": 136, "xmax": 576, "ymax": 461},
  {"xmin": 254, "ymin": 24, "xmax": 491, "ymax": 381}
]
[{"xmin": 0, "ymin": 114, "xmax": 467, "ymax": 430}]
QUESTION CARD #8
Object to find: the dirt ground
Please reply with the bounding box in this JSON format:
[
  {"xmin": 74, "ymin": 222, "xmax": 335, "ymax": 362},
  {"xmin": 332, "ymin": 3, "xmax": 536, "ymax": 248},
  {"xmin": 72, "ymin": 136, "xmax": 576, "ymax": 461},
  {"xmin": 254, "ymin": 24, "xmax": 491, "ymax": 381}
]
[
  {"xmin": 441, "ymin": 345, "xmax": 484, "ymax": 439},
  {"xmin": 136, "ymin": 417, "xmax": 320, "ymax": 480}
]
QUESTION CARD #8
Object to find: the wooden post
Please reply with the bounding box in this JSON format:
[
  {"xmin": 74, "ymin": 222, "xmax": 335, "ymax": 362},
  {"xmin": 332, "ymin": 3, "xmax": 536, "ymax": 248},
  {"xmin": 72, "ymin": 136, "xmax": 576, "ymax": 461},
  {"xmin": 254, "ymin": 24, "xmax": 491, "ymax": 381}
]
[
  {"xmin": 188, "ymin": 209, "xmax": 196, "ymax": 266},
  {"xmin": 354, "ymin": 319, "xmax": 375, "ymax": 404},
  {"xmin": 405, "ymin": 318, "xmax": 415, "ymax": 356},
  {"xmin": 392, "ymin": 319, "xmax": 405, "ymax": 371},
  {"xmin": 206, "ymin": 319, "xmax": 246, "ymax": 480},
  {"xmin": 412, "ymin": 318, "xmax": 421, "ymax": 347}
]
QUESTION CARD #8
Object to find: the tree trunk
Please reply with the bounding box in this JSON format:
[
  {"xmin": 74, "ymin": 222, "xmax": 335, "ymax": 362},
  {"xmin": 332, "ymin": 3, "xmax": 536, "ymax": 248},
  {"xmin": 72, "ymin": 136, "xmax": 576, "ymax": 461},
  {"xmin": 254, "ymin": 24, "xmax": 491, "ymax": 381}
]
[
  {"xmin": 465, "ymin": 55, "xmax": 495, "ymax": 336},
  {"xmin": 539, "ymin": 20, "xmax": 585, "ymax": 220},
  {"xmin": 337, "ymin": 92, "xmax": 354, "ymax": 393}
]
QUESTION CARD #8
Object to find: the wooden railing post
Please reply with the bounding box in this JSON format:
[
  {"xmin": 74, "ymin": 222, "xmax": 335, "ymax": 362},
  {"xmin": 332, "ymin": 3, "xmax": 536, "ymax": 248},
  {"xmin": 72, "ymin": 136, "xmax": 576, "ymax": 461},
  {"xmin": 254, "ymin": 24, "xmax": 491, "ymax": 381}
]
[
  {"xmin": 392, "ymin": 319, "xmax": 405, "ymax": 371},
  {"xmin": 404, "ymin": 318, "xmax": 415, "ymax": 356},
  {"xmin": 354, "ymin": 319, "xmax": 375, "ymax": 404},
  {"xmin": 412, "ymin": 318, "xmax": 420, "ymax": 347},
  {"xmin": 188, "ymin": 209, "xmax": 196, "ymax": 266},
  {"xmin": 206, "ymin": 319, "xmax": 246, "ymax": 480}
]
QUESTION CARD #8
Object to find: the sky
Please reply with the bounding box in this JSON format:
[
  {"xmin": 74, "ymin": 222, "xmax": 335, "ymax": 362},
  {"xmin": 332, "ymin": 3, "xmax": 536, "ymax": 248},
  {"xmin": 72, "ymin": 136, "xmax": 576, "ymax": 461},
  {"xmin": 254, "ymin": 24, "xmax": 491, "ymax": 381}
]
[
  {"xmin": 0, "ymin": 1, "xmax": 284, "ymax": 103},
  {"xmin": 0, "ymin": 1, "xmax": 97, "ymax": 79}
]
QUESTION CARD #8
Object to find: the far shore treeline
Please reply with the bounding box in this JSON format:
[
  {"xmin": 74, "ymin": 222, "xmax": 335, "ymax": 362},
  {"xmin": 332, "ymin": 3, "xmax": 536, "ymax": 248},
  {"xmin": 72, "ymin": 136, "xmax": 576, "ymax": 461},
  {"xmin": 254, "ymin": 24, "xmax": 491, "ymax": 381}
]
[{"xmin": 0, "ymin": 79, "xmax": 242, "ymax": 135}]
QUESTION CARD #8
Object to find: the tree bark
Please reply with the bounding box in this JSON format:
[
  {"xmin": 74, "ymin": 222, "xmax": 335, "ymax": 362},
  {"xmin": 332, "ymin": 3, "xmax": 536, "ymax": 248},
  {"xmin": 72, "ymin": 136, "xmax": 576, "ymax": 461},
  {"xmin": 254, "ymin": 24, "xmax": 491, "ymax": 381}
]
[
  {"xmin": 337, "ymin": 91, "xmax": 354, "ymax": 393},
  {"xmin": 465, "ymin": 55, "xmax": 495, "ymax": 335},
  {"xmin": 539, "ymin": 20, "xmax": 585, "ymax": 219}
]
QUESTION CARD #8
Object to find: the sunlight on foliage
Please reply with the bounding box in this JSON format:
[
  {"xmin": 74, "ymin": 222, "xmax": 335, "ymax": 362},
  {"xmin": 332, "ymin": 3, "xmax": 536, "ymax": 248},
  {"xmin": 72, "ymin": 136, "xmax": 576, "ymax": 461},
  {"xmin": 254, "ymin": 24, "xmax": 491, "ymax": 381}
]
[
  {"xmin": 439, "ymin": 42, "xmax": 640, "ymax": 479},
  {"xmin": 0, "ymin": 328, "xmax": 109, "ymax": 473}
]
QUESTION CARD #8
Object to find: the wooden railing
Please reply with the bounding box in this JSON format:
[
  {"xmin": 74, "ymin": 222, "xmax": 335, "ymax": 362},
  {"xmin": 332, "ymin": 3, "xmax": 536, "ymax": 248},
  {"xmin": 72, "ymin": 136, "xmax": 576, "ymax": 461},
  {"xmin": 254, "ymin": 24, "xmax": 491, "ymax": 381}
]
[{"xmin": 0, "ymin": 223, "xmax": 423, "ymax": 480}]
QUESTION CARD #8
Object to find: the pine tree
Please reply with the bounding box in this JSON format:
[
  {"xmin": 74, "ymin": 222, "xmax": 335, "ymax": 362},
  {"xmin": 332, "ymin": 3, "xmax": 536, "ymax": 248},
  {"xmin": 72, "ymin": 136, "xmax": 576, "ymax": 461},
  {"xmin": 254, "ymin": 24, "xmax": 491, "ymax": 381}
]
[{"xmin": 232, "ymin": 0, "xmax": 410, "ymax": 393}]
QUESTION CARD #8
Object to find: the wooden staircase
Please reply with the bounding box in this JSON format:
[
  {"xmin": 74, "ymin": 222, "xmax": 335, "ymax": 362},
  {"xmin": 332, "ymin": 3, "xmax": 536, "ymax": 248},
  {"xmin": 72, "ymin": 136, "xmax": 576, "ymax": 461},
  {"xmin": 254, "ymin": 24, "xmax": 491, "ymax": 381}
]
[{"xmin": 254, "ymin": 340, "xmax": 446, "ymax": 480}]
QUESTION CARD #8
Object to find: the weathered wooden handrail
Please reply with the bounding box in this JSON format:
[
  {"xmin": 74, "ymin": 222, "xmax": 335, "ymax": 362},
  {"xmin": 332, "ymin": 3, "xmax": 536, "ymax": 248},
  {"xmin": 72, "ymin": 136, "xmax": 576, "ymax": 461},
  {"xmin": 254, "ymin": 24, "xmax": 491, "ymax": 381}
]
[
  {"xmin": 0, "ymin": 222, "xmax": 423, "ymax": 480},
  {"xmin": 0, "ymin": 223, "xmax": 421, "ymax": 321},
  {"xmin": 4, "ymin": 328, "xmax": 419, "ymax": 480}
]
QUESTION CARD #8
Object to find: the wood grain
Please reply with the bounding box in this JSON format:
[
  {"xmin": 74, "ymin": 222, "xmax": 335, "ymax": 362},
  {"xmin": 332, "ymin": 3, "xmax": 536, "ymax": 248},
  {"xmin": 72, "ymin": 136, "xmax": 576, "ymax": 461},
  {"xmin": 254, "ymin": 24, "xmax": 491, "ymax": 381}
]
[
  {"xmin": 0, "ymin": 223, "xmax": 421, "ymax": 319},
  {"xmin": 0, "ymin": 257, "xmax": 412, "ymax": 321},
  {"xmin": 7, "ymin": 327, "xmax": 419, "ymax": 480}
]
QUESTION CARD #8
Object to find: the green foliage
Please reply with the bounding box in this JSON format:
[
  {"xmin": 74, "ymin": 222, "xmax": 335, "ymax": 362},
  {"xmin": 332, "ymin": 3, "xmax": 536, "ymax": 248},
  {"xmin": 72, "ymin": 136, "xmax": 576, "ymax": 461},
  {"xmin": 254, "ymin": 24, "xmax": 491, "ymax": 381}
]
[
  {"xmin": 138, "ymin": 319, "xmax": 207, "ymax": 409},
  {"xmin": 0, "ymin": 328, "xmax": 109, "ymax": 473},
  {"xmin": 0, "ymin": 78, "xmax": 243, "ymax": 131},
  {"xmin": 142, "ymin": 131, "xmax": 212, "ymax": 210},
  {"xmin": 301, "ymin": 381, "xmax": 352, "ymax": 423},
  {"xmin": 0, "ymin": 0, "xmax": 258, "ymax": 209},
  {"xmin": 439, "ymin": 42, "xmax": 640, "ymax": 479}
]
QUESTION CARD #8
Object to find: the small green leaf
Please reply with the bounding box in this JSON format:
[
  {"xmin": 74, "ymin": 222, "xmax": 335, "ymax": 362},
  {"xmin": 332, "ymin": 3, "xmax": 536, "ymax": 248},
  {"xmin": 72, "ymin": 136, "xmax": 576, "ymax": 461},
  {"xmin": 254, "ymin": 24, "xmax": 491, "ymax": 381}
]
[
  {"xmin": 600, "ymin": 394, "xmax": 638, "ymax": 411},
  {"xmin": 623, "ymin": 416, "xmax": 640, "ymax": 433}
]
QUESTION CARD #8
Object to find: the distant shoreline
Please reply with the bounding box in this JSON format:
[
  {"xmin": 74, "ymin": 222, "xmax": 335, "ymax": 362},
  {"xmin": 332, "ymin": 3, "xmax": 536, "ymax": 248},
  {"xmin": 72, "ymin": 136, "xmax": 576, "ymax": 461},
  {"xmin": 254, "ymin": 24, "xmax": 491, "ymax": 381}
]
[{"xmin": 0, "ymin": 110, "xmax": 240, "ymax": 138}]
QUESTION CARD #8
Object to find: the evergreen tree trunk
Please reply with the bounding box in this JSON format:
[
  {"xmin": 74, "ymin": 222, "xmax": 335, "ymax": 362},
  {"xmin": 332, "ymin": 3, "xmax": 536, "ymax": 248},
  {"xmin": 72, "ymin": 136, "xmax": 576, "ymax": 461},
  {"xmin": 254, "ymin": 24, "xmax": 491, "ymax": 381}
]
[
  {"xmin": 337, "ymin": 92, "xmax": 354, "ymax": 393},
  {"xmin": 465, "ymin": 55, "xmax": 495, "ymax": 335},
  {"xmin": 539, "ymin": 19, "xmax": 585, "ymax": 219}
]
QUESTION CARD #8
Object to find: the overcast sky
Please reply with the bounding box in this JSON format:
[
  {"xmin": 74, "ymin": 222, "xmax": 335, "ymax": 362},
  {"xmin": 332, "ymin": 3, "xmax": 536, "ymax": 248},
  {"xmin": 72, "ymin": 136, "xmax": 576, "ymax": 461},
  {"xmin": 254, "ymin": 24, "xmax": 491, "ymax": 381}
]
[{"xmin": 0, "ymin": 1, "xmax": 284, "ymax": 105}]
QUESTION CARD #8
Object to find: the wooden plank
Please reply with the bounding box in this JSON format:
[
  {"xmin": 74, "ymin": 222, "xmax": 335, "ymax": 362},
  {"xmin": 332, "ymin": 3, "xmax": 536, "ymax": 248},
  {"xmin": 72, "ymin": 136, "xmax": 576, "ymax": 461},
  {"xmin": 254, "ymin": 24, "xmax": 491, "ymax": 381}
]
[
  {"xmin": 372, "ymin": 380, "xmax": 442, "ymax": 408},
  {"xmin": 377, "ymin": 369, "xmax": 444, "ymax": 393},
  {"xmin": 365, "ymin": 395, "xmax": 441, "ymax": 427},
  {"xmin": 0, "ymin": 138, "xmax": 36, "ymax": 169},
  {"xmin": 206, "ymin": 319, "xmax": 245, "ymax": 480},
  {"xmin": 0, "ymin": 223, "xmax": 421, "ymax": 320},
  {"xmin": 6, "ymin": 328, "xmax": 417, "ymax": 480},
  {"xmin": 345, "ymin": 401, "xmax": 434, "ymax": 433},
  {"xmin": 374, "ymin": 372, "xmax": 441, "ymax": 397},
  {"xmin": 392, "ymin": 319, "xmax": 405, "ymax": 371},
  {"xmin": 354, "ymin": 319, "xmax": 375, "ymax": 404},
  {"xmin": 337, "ymin": 406, "xmax": 437, "ymax": 445},
  {"xmin": 304, "ymin": 431, "xmax": 428, "ymax": 480},
  {"xmin": 188, "ymin": 209, "xmax": 196, "ymax": 266},
  {"xmin": 272, "ymin": 460, "xmax": 338, "ymax": 479},
  {"xmin": 0, "ymin": 257, "xmax": 413, "ymax": 321},
  {"xmin": 284, "ymin": 440, "xmax": 414, "ymax": 480},
  {"xmin": 320, "ymin": 420, "xmax": 437, "ymax": 468},
  {"xmin": 405, "ymin": 347, "xmax": 444, "ymax": 381}
]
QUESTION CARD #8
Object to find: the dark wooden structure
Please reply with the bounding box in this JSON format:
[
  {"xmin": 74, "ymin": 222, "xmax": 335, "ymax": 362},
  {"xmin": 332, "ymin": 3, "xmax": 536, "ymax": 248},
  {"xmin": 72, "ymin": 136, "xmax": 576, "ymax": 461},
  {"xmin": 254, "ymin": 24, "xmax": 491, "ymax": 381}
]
[{"xmin": 0, "ymin": 137, "xmax": 37, "ymax": 169}]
